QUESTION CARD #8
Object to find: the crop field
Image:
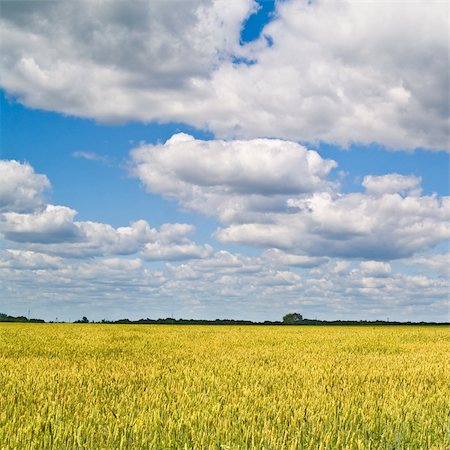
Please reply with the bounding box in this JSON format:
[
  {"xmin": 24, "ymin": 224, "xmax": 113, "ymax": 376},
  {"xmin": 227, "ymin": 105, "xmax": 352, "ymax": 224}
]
[{"xmin": 0, "ymin": 324, "xmax": 448, "ymax": 449}]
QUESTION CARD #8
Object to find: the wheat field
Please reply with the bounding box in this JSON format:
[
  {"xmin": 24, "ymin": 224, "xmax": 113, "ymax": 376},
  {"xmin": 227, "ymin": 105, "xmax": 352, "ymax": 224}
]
[{"xmin": 0, "ymin": 324, "xmax": 448, "ymax": 449}]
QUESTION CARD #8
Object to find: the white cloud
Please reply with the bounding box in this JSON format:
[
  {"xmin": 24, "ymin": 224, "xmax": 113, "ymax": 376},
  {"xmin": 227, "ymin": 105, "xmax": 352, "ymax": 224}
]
[
  {"xmin": 217, "ymin": 191, "xmax": 450, "ymax": 260},
  {"xmin": 0, "ymin": 0, "xmax": 254, "ymax": 121},
  {"xmin": 132, "ymin": 133, "xmax": 335, "ymax": 195},
  {"xmin": 2, "ymin": 205, "xmax": 81, "ymax": 243},
  {"xmin": 332, "ymin": 260, "xmax": 351, "ymax": 274},
  {"xmin": 1, "ymin": 1, "xmax": 447, "ymax": 150},
  {"xmin": 131, "ymin": 135, "xmax": 450, "ymax": 260},
  {"xmin": 0, "ymin": 160, "xmax": 50, "ymax": 213},
  {"xmin": 362, "ymin": 174, "xmax": 422, "ymax": 196},
  {"xmin": 206, "ymin": 0, "xmax": 449, "ymax": 150},
  {"xmin": 72, "ymin": 151, "xmax": 110, "ymax": 164},
  {"xmin": 3, "ymin": 215, "xmax": 211, "ymax": 261},
  {"xmin": 0, "ymin": 160, "xmax": 212, "ymax": 261},
  {"xmin": 142, "ymin": 242, "xmax": 213, "ymax": 261},
  {"xmin": 401, "ymin": 251, "xmax": 450, "ymax": 276},
  {"xmin": 359, "ymin": 261, "xmax": 391, "ymax": 277},
  {"xmin": 1, "ymin": 246, "xmax": 448, "ymax": 322},
  {"xmin": 262, "ymin": 249, "xmax": 327, "ymax": 268},
  {"xmin": 0, "ymin": 249, "xmax": 63, "ymax": 270},
  {"xmin": 131, "ymin": 133, "xmax": 336, "ymax": 222}
]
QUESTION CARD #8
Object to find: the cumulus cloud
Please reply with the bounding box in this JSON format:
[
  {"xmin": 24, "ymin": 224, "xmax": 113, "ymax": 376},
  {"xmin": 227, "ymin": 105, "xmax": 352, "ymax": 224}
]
[
  {"xmin": 0, "ymin": 0, "xmax": 254, "ymax": 121},
  {"xmin": 401, "ymin": 251, "xmax": 450, "ymax": 276},
  {"xmin": 0, "ymin": 160, "xmax": 211, "ymax": 260},
  {"xmin": 1, "ymin": 0, "xmax": 447, "ymax": 150},
  {"xmin": 359, "ymin": 261, "xmax": 391, "ymax": 278},
  {"xmin": 262, "ymin": 249, "xmax": 327, "ymax": 268},
  {"xmin": 132, "ymin": 133, "xmax": 335, "ymax": 195},
  {"xmin": 3, "ymin": 214, "xmax": 212, "ymax": 261},
  {"xmin": 362, "ymin": 174, "xmax": 422, "ymax": 196},
  {"xmin": 1, "ymin": 247, "xmax": 448, "ymax": 322},
  {"xmin": 131, "ymin": 133, "xmax": 336, "ymax": 222},
  {"xmin": 0, "ymin": 160, "xmax": 50, "ymax": 213},
  {"xmin": 132, "ymin": 135, "xmax": 450, "ymax": 260},
  {"xmin": 142, "ymin": 242, "xmax": 213, "ymax": 261},
  {"xmin": 207, "ymin": 0, "xmax": 449, "ymax": 150},
  {"xmin": 2, "ymin": 205, "xmax": 81, "ymax": 244},
  {"xmin": 0, "ymin": 249, "xmax": 63, "ymax": 270},
  {"xmin": 218, "ymin": 192, "xmax": 450, "ymax": 260}
]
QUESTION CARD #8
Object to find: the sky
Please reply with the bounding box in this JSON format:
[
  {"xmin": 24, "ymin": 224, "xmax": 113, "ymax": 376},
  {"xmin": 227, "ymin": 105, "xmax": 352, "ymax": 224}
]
[{"xmin": 0, "ymin": 0, "xmax": 448, "ymax": 323}]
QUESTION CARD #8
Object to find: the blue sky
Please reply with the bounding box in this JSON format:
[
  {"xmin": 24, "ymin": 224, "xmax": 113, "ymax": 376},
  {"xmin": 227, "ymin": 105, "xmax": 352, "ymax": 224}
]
[
  {"xmin": 0, "ymin": 0, "xmax": 448, "ymax": 322},
  {"xmin": 1, "ymin": 91, "xmax": 214, "ymax": 229}
]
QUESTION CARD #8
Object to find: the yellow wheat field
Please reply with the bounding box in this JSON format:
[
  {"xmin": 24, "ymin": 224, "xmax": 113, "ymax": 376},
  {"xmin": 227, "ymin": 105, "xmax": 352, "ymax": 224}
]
[{"xmin": 0, "ymin": 324, "xmax": 448, "ymax": 449}]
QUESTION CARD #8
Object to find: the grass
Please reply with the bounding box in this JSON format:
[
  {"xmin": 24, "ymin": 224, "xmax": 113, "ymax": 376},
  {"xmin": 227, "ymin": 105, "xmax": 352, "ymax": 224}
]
[{"xmin": 0, "ymin": 324, "xmax": 448, "ymax": 449}]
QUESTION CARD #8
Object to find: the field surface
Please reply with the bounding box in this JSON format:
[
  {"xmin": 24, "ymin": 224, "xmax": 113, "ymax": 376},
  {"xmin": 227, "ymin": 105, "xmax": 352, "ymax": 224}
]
[{"xmin": 0, "ymin": 324, "xmax": 448, "ymax": 449}]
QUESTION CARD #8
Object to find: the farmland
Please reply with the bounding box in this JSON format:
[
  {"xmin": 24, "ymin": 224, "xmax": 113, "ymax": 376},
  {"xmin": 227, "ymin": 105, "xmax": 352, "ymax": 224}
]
[{"xmin": 0, "ymin": 324, "xmax": 448, "ymax": 449}]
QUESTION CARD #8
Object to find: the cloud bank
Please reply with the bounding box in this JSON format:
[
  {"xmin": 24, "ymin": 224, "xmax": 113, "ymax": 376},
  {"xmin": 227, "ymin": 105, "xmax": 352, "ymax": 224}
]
[
  {"xmin": 1, "ymin": 247, "xmax": 448, "ymax": 322},
  {"xmin": 1, "ymin": 159, "xmax": 448, "ymax": 321},
  {"xmin": 0, "ymin": 160, "xmax": 211, "ymax": 260},
  {"xmin": 1, "ymin": 0, "xmax": 447, "ymax": 150},
  {"xmin": 132, "ymin": 135, "xmax": 450, "ymax": 260}
]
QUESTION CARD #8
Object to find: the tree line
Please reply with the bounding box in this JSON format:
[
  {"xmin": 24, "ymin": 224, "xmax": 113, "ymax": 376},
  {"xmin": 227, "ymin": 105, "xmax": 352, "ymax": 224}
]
[
  {"xmin": 75, "ymin": 313, "xmax": 447, "ymax": 326},
  {"xmin": 1, "ymin": 312, "xmax": 447, "ymax": 326},
  {"xmin": 0, "ymin": 313, "xmax": 45, "ymax": 323}
]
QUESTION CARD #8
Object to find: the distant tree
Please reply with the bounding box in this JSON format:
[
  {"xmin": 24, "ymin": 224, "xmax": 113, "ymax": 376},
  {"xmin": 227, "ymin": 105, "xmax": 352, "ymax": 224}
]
[
  {"xmin": 74, "ymin": 316, "xmax": 89, "ymax": 323},
  {"xmin": 283, "ymin": 313, "xmax": 303, "ymax": 324}
]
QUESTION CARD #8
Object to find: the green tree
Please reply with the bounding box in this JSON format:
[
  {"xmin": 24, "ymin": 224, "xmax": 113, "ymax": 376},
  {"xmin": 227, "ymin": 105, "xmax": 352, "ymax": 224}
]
[
  {"xmin": 74, "ymin": 316, "xmax": 89, "ymax": 323},
  {"xmin": 283, "ymin": 313, "xmax": 303, "ymax": 324}
]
